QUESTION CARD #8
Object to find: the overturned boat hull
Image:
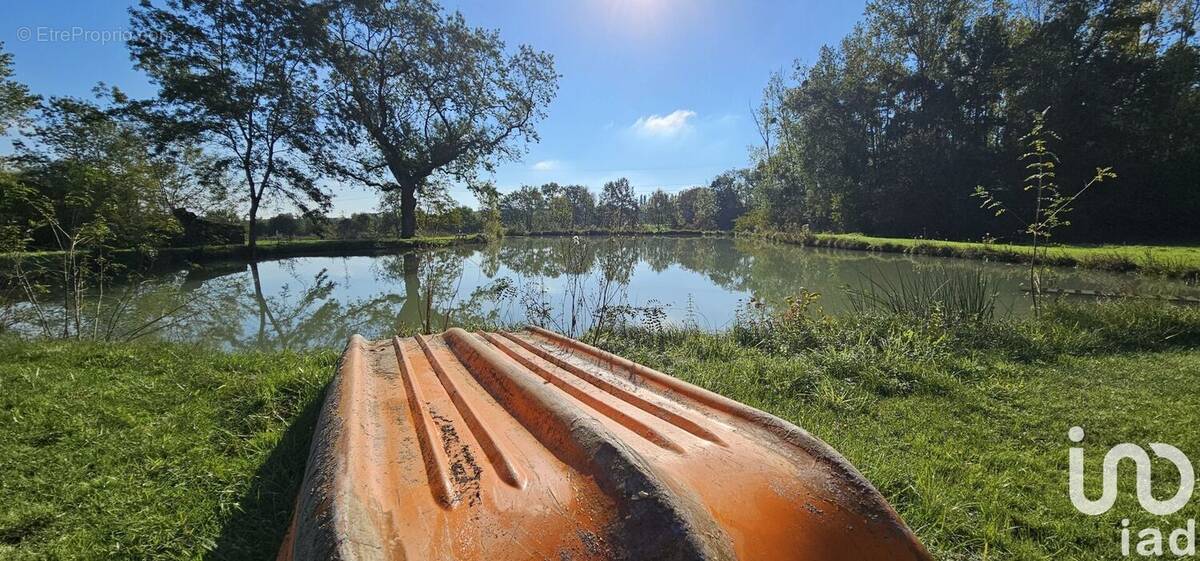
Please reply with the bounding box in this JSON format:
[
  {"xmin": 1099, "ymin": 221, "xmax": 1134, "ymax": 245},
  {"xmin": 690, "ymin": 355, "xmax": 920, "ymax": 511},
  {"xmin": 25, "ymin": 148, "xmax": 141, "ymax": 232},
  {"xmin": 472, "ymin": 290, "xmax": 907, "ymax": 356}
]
[{"xmin": 278, "ymin": 327, "xmax": 931, "ymax": 561}]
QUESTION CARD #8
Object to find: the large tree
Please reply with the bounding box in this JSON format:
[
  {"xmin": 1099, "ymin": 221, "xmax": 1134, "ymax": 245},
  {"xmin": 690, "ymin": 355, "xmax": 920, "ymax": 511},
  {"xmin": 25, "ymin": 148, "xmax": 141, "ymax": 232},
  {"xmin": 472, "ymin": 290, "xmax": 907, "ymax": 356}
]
[
  {"xmin": 499, "ymin": 185, "xmax": 545, "ymax": 232},
  {"xmin": 599, "ymin": 177, "xmax": 638, "ymax": 230},
  {"xmin": 310, "ymin": 0, "xmax": 558, "ymax": 238},
  {"xmin": 129, "ymin": 0, "xmax": 330, "ymax": 254},
  {"xmin": 708, "ymin": 170, "xmax": 748, "ymax": 230},
  {"xmin": 643, "ymin": 189, "xmax": 676, "ymax": 228},
  {"xmin": 559, "ymin": 184, "xmax": 596, "ymax": 228}
]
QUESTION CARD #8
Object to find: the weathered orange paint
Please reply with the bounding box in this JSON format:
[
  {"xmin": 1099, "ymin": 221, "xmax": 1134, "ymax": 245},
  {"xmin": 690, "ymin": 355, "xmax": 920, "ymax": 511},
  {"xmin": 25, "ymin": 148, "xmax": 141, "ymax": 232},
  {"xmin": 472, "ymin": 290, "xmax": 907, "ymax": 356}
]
[{"xmin": 278, "ymin": 328, "xmax": 933, "ymax": 561}]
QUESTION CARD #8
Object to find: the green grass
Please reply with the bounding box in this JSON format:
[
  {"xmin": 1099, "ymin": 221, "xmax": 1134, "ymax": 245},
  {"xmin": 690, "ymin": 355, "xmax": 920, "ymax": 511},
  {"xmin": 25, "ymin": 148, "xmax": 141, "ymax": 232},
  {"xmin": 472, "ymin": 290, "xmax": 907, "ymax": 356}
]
[
  {"xmin": 3, "ymin": 301, "xmax": 1200, "ymax": 559},
  {"xmin": 0, "ymin": 339, "xmax": 337, "ymax": 560},
  {"xmin": 757, "ymin": 231, "xmax": 1200, "ymax": 281}
]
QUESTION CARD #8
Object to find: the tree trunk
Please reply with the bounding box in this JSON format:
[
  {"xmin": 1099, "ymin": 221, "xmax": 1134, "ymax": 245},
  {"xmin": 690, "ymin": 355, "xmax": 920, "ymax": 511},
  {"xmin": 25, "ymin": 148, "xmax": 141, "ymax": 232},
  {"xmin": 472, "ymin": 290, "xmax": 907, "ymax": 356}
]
[
  {"xmin": 248, "ymin": 198, "xmax": 260, "ymax": 257},
  {"xmin": 400, "ymin": 184, "xmax": 417, "ymax": 239}
]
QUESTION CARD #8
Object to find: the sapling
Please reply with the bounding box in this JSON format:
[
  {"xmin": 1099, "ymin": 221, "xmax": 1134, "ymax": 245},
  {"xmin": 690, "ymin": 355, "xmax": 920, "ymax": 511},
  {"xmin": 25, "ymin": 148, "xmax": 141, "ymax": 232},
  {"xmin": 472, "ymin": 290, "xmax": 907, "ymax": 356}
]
[{"xmin": 973, "ymin": 108, "xmax": 1116, "ymax": 315}]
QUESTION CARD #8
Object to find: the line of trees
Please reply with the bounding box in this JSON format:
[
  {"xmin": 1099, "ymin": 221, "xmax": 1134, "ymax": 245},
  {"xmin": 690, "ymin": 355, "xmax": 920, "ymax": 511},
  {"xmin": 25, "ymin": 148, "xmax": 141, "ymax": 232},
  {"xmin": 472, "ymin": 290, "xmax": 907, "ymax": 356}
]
[
  {"xmin": 5, "ymin": 0, "xmax": 1198, "ymax": 254},
  {"xmin": 2, "ymin": 0, "xmax": 558, "ymax": 254},
  {"xmin": 496, "ymin": 172, "xmax": 750, "ymax": 233},
  {"xmin": 0, "ymin": 83, "xmax": 227, "ymax": 251},
  {"xmin": 742, "ymin": 0, "xmax": 1200, "ymax": 242},
  {"xmin": 250, "ymin": 171, "xmax": 754, "ymax": 239},
  {"xmin": 483, "ymin": 0, "xmax": 1200, "ymax": 243},
  {"xmin": 254, "ymin": 204, "xmax": 485, "ymax": 240}
]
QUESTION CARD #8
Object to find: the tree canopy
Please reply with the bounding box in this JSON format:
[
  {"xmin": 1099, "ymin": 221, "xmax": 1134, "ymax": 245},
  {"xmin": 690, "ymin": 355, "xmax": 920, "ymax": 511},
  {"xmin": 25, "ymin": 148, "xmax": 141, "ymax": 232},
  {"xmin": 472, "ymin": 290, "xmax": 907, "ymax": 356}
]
[
  {"xmin": 6, "ymin": 94, "xmax": 188, "ymax": 250},
  {"xmin": 129, "ymin": 0, "xmax": 329, "ymax": 253},
  {"xmin": 309, "ymin": 0, "xmax": 558, "ymax": 238},
  {"xmin": 0, "ymin": 44, "xmax": 38, "ymax": 136},
  {"xmin": 748, "ymin": 0, "xmax": 1200, "ymax": 242}
]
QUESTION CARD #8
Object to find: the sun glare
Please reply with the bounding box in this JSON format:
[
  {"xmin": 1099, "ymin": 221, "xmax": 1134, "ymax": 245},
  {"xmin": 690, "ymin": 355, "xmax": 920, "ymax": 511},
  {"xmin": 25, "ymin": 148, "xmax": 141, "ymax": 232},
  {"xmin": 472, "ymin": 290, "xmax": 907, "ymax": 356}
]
[{"xmin": 593, "ymin": 0, "xmax": 677, "ymax": 37}]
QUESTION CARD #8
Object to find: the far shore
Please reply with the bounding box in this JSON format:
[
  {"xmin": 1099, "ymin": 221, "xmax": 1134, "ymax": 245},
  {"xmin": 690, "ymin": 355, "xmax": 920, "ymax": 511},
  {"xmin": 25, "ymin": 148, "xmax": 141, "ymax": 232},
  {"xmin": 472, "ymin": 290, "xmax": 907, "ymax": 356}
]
[{"xmin": 4, "ymin": 230, "xmax": 1199, "ymax": 281}]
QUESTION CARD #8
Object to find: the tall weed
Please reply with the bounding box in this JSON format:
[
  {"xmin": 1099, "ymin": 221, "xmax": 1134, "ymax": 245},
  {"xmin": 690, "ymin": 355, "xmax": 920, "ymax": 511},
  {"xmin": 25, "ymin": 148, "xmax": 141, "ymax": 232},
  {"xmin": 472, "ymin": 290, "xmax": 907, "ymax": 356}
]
[{"xmin": 846, "ymin": 265, "xmax": 999, "ymax": 325}]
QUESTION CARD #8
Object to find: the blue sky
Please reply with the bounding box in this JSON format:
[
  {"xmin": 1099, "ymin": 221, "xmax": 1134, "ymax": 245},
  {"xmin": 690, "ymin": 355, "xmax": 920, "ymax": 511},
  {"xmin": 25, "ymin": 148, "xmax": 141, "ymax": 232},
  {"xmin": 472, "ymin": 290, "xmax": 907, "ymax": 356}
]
[{"xmin": 1, "ymin": 0, "xmax": 867, "ymax": 215}]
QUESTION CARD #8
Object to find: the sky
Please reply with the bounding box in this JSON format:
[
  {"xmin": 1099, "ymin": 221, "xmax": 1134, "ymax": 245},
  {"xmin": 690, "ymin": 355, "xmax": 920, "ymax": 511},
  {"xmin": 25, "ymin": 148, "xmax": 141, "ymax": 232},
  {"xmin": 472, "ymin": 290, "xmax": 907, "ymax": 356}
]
[{"xmin": 0, "ymin": 0, "xmax": 867, "ymax": 216}]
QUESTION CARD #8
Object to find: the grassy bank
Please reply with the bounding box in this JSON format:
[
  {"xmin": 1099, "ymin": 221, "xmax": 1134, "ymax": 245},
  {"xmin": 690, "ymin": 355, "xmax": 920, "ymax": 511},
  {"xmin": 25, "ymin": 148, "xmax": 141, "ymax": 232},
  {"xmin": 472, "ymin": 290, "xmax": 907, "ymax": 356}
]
[
  {"xmin": 508, "ymin": 228, "xmax": 1200, "ymax": 280},
  {"xmin": 161, "ymin": 235, "xmax": 482, "ymax": 260},
  {"xmin": 757, "ymin": 231, "xmax": 1200, "ymax": 281},
  {"xmin": 3, "ymin": 301, "xmax": 1200, "ymax": 559},
  {"xmin": 0, "ymin": 234, "xmax": 485, "ymax": 270}
]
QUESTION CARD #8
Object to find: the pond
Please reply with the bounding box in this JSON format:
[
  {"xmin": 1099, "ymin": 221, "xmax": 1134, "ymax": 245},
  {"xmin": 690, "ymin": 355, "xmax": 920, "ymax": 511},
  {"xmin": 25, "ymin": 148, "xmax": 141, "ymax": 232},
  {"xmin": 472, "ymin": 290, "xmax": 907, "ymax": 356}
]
[{"xmin": 10, "ymin": 236, "xmax": 1200, "ymax": 350}]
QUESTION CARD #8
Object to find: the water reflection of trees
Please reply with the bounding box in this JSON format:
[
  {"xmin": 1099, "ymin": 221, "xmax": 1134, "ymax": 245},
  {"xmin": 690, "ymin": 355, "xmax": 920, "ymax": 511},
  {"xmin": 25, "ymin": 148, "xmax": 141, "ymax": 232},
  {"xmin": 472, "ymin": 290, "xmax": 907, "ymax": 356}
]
[
  {"xmin": 219, "ymin": 249, "xmax": 506, "ymax": 349},
  {"xmin": 490, "ymin": 237, "xmax": 1043, "ymax": 317},
  {"xmin": 160, "ymin": 248, "xmax": 513, "ymax": 349},
  {"xmin": 63, "ymin": 236, "xmax": 1200, "ymax": 350},
  {"xmin": 176, "ymin": 262, "xmax": 390, "ymax": 351},
  {"xmin": 154, "ymin": 260, "xmax": 394, "ymax": 350},
  {"xmin": 96, "ymin": 239, "xmax": 907, "ymax": 347},
  {"xmin": 372, "ymin": 247, "xmax": 507, "ymax": 334},
  {"xmin": 498, "ymin": 237, "xmax": 641, "ymax": 282}
]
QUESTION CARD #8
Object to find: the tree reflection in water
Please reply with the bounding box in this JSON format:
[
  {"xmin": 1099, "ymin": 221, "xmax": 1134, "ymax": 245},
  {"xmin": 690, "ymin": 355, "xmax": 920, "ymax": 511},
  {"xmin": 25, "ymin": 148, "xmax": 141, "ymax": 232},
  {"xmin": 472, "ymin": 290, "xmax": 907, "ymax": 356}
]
[{"xmin": 22, "ymin": 236, "xmax": 1197, "ymax": 350}]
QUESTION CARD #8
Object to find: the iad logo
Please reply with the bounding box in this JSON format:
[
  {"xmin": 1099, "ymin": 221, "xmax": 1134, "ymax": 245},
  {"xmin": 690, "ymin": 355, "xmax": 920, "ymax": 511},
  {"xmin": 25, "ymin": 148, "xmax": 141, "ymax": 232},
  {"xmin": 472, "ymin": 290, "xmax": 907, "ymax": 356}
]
[
  {"xmin": 1069, "ymin": 426, "xmax": 1198, "ymax": 556},
  {"xmin": 1069, "ymin": 426, "xmax": 1194, "ymax": 515}
]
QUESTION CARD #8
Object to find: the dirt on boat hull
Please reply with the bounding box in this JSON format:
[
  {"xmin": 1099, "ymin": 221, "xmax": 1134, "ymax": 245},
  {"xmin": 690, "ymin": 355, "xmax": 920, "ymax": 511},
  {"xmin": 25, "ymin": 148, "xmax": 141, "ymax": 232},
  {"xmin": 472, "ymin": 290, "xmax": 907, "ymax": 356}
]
[{"xmin": 277, "ymin": 326, "xmax": 932, "ymax": 561}]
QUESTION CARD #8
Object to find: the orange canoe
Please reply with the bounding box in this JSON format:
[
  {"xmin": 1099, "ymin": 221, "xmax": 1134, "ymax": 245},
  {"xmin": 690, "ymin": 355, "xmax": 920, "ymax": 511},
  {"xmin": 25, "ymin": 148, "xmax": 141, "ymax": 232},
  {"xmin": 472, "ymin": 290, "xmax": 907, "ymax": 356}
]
[{"xmin": 277, "ymin": 327, "xmax": 931, "ymax": 561}]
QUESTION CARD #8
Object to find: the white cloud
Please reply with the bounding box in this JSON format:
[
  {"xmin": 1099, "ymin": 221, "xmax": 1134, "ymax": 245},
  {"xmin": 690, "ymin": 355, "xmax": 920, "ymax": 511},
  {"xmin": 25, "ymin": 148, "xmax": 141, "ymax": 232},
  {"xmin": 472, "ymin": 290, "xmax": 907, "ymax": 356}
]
[
  {"xmin": 631, "ymin": 109, "xmax": 696, "ymax": 138},
  {"xmin": 531, "ymin": 159, "xmax": 561, "ymax": 171}
]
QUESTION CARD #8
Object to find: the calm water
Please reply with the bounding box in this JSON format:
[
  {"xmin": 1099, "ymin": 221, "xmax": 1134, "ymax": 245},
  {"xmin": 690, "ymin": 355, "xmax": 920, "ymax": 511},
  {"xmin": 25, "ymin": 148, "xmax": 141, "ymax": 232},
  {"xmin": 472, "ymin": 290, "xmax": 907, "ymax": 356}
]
[{"xmin": 21, "ymin": 236, "xmax": 1200, "ymax": 350}]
